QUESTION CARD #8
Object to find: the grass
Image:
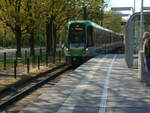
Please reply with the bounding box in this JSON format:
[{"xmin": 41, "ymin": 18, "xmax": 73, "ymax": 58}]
[{"xmin": 0, "ymin": 60, "xmax": 65, "ymax": 91}]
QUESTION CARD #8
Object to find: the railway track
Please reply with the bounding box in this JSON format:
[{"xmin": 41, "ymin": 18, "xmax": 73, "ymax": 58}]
[{"xmin": 0, "ymin": 64, "xmax": 72, "ymax": 112}]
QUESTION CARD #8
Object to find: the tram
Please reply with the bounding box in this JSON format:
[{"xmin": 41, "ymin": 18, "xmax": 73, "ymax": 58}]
[{"xmin": 63, "ymin": 20, "xmax": 123, "ymax": 65}]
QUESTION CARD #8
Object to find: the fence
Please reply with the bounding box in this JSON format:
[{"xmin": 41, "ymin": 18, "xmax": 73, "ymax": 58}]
[{"xmin": 0, "ymin": 48, "xmax": 65, "ymax": 78}]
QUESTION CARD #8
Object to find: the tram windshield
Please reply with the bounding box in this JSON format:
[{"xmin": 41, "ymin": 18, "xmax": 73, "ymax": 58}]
[
  {"xmin": 68, "ymin": 24, "xmax": 85, "ymax": 48},
  {"xmin": 69, "ymin": 31, "xmax": 84, "ymax": 43}
]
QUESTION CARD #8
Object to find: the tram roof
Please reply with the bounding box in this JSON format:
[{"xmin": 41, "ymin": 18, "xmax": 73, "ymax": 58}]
[{"xmin": 67, "ymin": 20, "xmax": 114, "ymax": 33}]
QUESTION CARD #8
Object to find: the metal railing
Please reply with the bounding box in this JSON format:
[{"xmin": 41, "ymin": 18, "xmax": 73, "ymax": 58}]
[{"xmin": 0, "ymin": 48, "xmax": 65, "ymax": 78}]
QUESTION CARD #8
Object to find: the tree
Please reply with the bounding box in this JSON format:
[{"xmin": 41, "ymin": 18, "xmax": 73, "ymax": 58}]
[
  {"xmin": 43, "ymin": 0, "xmax": 66, "ymax": 55},
  {"xmin": 0, "ymin": 0, "xmax": 123, "ymax": 56},
  {"xmin": 103, "ymin": 11, "xmax": 123, "ymax": 33},
  {"xmin": 25, "ymin": 0, "xmax": 37, "ymax": 56},
  {"xmin": 0, "ymin": 0, "xmax": 27, "ymax": 56}
]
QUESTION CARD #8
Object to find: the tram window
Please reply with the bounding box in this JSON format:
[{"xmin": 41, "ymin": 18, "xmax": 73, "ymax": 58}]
[
  {"xmin": 69, "ymin": 30, "xmax": 85, "ymax": 43},
  {"xmin": 68, "ymin": 23, "xmax": 86, "ymax": 44},
  {"xmin": 87, "ymin": 26, "xmax": 93, "ymax": 46}
]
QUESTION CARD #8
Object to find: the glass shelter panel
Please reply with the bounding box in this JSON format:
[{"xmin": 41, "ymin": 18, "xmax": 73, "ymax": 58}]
[{"xmin": 132, "ymin": 14, "xmax": 150, "ymax": 68}]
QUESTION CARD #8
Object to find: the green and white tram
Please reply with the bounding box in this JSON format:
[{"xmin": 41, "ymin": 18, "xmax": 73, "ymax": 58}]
[{"xmin": 63, "ymin": 20, "xmax": 123, "ymax": 65}]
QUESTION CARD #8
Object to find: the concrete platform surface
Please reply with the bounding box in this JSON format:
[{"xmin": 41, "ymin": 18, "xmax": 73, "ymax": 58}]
[{"xmin": 19, "ymin": 54, "xmax": 150, "ymax": 113}]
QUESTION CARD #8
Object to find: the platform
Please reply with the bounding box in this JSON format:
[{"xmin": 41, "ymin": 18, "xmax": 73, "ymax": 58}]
[{"xmin": 19, "ymin": 54, "xmax": 150, "ymax": 113}]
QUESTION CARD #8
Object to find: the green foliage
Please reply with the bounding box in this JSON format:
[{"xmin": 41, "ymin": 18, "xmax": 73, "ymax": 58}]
[
  {"xmin": 103, "ymin": 11, "xmax": 123, "ymax": 33},
  {"xmin": 0, "ymin": 0, "xmax": 123, "ymax": 48}
]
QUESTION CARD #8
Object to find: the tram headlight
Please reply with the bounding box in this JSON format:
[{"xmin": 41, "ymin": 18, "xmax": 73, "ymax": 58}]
[
  {"xmin": 83, "ymin": 48, "xmax": 88, "ymax": 55},
  {"xmin": 64, "ymin": 46, "xmax": 69, "ymax": 51},
  {"xmin": 64, "ymin": 47, "xmax": 70, "ymax": 55},
  {"xmin": 85, "ymin": 48, "xmax": 88, "ymax": 51},
  {"xmin": 66, "ymin": 47, "xmax": 69, "ymax": 51}
]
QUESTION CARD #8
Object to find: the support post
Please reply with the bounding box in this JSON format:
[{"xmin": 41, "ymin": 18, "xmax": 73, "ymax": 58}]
[
  {"xmin": 27, "ymin": 58, "xmax": 30, "ymax": 73},
  {"xmin": 46, "ymin": 53, "xmax": 48, "ymax": 66},
  {"xmin": 14, "ymin": 60, "xmax": 17, "ymax": 79},
  {"xmin": 38, "ymin": 56, "xmax": 40, "ymax": 69},
  {"xmin": 4, "ymin": 52, "xmax": 6, "ymax": 70},
  {"xmin": 138, "ymin": 50, "xmax": 148, "ymax": 82}
]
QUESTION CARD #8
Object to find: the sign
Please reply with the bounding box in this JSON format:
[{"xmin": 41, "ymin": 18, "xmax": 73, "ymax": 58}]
[
  {"xmin": 72, "ymin": 27, "xmax": 83, "ymax": 31},
  {"xmin": 113, "ymin": 14, "xmax": 130, "ymax": 17},
  {"xmin": 111, "ymin": 7, "xmax": 133, "ymax": 11}
]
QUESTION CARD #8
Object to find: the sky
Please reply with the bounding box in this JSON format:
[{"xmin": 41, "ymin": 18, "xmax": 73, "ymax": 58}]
[{"xmin": 107, "ymin": 0, "xmax": 150, "ymax": 13}]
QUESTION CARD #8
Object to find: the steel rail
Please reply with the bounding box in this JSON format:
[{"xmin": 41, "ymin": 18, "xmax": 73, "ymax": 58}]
[{"xmin": 0, "ymin": 64, "xmax": 70, "ymax": 111}]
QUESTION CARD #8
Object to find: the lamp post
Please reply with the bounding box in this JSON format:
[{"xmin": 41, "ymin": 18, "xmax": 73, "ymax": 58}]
[
  {"xmin": 82, "ymin": 3, "xmax": 88, "ymax": 20},
  {"xmin": 100, "ymin": 0, "xmax": 104, "ymax": 26},
  {"xmin": 133, "ymin": 0, "xmax": 135, "ymax": 13},
  {"xmin": 139, "ymin": 0, "xmax": 144, "ymax": 50},
  {"xmin": 83, "ymin": 5, "xmax": 87, "ymax": 20}
]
